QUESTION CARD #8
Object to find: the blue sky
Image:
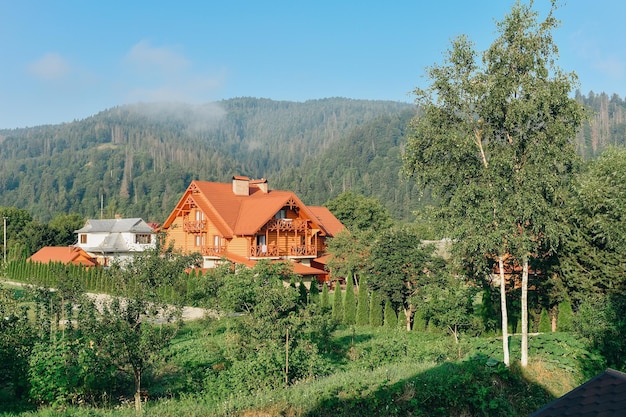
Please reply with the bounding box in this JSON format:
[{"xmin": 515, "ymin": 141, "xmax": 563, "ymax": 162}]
[{"xmin": 1, "ymin": 0, "xmax": 625, "ymax": 129}]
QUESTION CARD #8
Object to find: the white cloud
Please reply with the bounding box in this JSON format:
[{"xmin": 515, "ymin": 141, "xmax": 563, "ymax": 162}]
[
  {"xmin": 28, "ymin": 52, "xmax": 71, "ymax": 80},
  {"xmin": 125, "ymin": 40, "xmax": 190, "ymax": 74}
]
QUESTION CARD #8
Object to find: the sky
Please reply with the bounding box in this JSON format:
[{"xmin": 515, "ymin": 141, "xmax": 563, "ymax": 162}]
[{"xmin": 1, "ymin": 0, "xmax": 625, "ymax": 129}]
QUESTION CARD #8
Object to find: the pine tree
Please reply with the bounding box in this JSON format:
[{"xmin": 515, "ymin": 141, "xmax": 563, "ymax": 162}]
[
  {"xmin": 538, "ymin": 308, "xmax": 551, "ymax": 333},
  {"xmin": 343, "ymin": 276, "xmax": 356, "ymax": 325},
  {"xmin": 297, "ymin": 279, "xmax": 308, "ymax": 305},
  {"xmin": 369, "ymin": 289, "xmax": 382, "ymax": 327},
  {"xmin": 384, "ymin": 300, "xmax": 397, "ymax": 329},
  {"xmin": 309, "ymin": 279, "xmax": 320, "ymax": 304},
  {"xmin": 321, "ymin": 282, "xmax": 330, "ymax": 310},
  {"xmin": 397, "ymin": 308, "xmax": 407, "ymax": 330},
  {"xmin": 356, "ymin": 277, "xmax": 369, "ymax": 326},
  {"xmin": 557, "ymin": 299, "xmax": 574, "ymax": 332},
  {"xmin": 332, "ymin": 281, "xmax": 344, "ymax": 323}
]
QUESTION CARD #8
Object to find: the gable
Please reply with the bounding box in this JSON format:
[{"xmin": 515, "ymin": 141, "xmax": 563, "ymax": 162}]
[
  {"xmin": 163, "ymin": 180, "xmax": 338, "ymax": 238},
  {"xmin": 28, "ymin": 246, "xmax": 97, "ymax": 267}
]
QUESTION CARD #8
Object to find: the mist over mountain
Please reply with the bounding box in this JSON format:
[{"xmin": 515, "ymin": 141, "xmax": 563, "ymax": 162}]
[{"xmin": 0, "ymin": 93, "xmax": 624, "ymax": 224}]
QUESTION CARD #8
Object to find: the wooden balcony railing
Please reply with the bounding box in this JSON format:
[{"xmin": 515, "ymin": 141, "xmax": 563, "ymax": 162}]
[
  {"xmin": 183, "ymin": 220, "xmax": 207, "ymax": 233},
  {"xmin": 249, "ymin": 245, "xmax": 279, "ymax": 257},
  {"xmin": 266, "ymin": 218, "xmax": 308, "ymax": 231},
  {"xmin": 289, "ymin": 245, "xmax": 317, "ymax": 257},
  {"xmin": 201, "ymin": 246, "xmax": 227, "ymax": 257}
]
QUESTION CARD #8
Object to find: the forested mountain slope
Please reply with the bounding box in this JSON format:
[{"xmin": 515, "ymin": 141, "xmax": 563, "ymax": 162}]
[
  {"xmin": 0, "ymin": 92, "xmax": 624, "ymax": 224},
  {"xmin": 0, "ymin": 98, "xmax": 411, "ymax": 222}
]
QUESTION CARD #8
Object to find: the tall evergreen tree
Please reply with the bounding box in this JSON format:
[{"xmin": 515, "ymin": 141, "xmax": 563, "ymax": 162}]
[
  {"xmin": 356, "ymin": 277, "xmax": 369, "ymax": 326},
  {"xmin": 320, "ymin": 282, "xmax": 330, "ymax": 310},
  {"xmin": 331, "ymin": 281, "xmax": 343, "ymax": 323},
  {"xmin": 343, "ymin": 276, "xmax": 356, "ymax": 325},
  {"xmin": 369, "ymin": 289, "xmax": 383, "ymax": 327},
  {"xmin": 384, "ymin": 300, "xmax": 397, "ymax": 329},
  {"xmin": 309, "ymin": 279, "xmax": 320, "ymax": 304}
]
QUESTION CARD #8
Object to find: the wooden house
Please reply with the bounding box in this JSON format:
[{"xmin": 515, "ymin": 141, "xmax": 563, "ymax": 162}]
[{"xmin": 162, "ymin": 176, "xmax": 345, "ymax": 282}]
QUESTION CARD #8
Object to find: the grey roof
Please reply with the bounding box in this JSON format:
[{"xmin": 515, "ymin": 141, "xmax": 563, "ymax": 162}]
[
  {"xmin": 75, "ymin": 218, "xmax": 154, "ymax": 234},
  {"xmin": 529, "ymin": 368, "xmax": 626, "ymax": 417},
  {"xmin": 81, "ymin": 232, "xmax": 130, "ymax": 254}
]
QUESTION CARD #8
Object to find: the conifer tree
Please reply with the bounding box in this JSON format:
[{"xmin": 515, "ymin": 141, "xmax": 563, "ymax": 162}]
[
  {"xmin": 538, "ymin": 308, "xmax": 551, "ymax": 333},
  {"xmin": 369, "ymin": 289, "xmax": 382, "ymax": 327},
  {"xmin": 384, "ymin": 299, "xmax": 397, "ymax": 329},
  {"xmin": 332, "ymin": 281, "xmax": 344, "ymax": 323},
  {"xmin": 309, "ymin": 279, "xmax": 320, "ymax": 303},
  {"xmin": 343, "ymin": 277, "xmax": 356, "ymax": 325},
  {"xmin": 356, "ymin": 277, "xmax": 369, "ymax": 326},
  {"xmin": 321, "ymin": 282, "xmax": 330, "ymax": 310},
  {"xmin": 397, "ymin": 308, "xmax": 407, "ymax": 330},
  {"xmin": 297, "ymin": 279, "xmax": 308, "ymax": 305},
  {"xmin": 557, "ymin": 299, "xmax": 574, "ymax": 332}
]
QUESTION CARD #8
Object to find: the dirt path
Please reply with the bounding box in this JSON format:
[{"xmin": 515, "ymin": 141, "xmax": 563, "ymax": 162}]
[{"xmin": 2, "ymin": 280, "xmax": 216, "ymax": 321}]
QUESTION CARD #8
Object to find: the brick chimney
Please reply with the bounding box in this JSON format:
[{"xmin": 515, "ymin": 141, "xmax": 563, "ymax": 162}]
[{"xmin": 232, "ymin": 175, "xmax": 250, "ymax": 195}]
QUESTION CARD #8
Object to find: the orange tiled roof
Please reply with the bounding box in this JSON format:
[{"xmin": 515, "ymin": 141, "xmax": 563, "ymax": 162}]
[
  {"xmin": 163, "ymin": 180, "xmax": 342, "ymax": 238},
  {"xmin": 308, "ymin": 206, "xmax": 346, "ymax": 236},
  {"xmin": 28, "ymin": 246, "xmax": 98, "ymax": 267}
]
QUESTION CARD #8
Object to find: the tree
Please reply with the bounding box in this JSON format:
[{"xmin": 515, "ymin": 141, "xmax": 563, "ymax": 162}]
[
  {"xmin": 403, "ymin": 1, "xmax": 584, "ymax": 366},
  {"xmin": 383, "ymin": 300, "xmax": 397, "ymax": 329},
  {"xmin": 561, "ymin": 147, "xmax": 626, "ymax": 302},
  {"xmin": 48, "ymin": 213, "xmax": 85, "ymax": 246},
  {"xmin": 325, "ymin": 229, "xmax": 370, "ymax": 292},
  {"xmin": 325, "ymin": 191, "xmax": 393, "ymax": 233},
  {"xmin": 331, "ymin": 282, "xmax": 343, "ymax": 323},
  {"xmin": 369, "ymin": 289, "xmax": 383, "ymax": 327},
  {"xmin": 343, "ymin": 275, "xmax": 356, "ymax": 325},
  {"xmin": 356, "ymin": 277, "xmax": 369, "ymax": 326},
  {"xmin": 90, "ymin": 239, "xmax": 201, "ymax": 411},
  {"xmin": 320, "ymin": 282, "xmax": 330, "ymax": 310},
  {"xmin": 367, "ymin": 227, "xmax": 442, "ymax": 330}
]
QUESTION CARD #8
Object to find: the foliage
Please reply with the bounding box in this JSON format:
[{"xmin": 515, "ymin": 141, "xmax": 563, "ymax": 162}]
[
  {"xmin": 538, "ymin": 309, "xmax": 551, "ymax": 333},
  {"xmin": 325, "ymin": 229, "xmax": 371, "ymax": 288},
  {"xmin": 561, "ymin": 147, "xmax": 626, "ymax": 302},
  {"xmin": 369, "ymin": 289, "xmax": 383, "ymax": 327},
  {"xmin": 332, "ymin": 284, "xmax": 343, "ymax": 323},
  {"xmin": 324, "ymin": 191, "xmax": 393, "ymax": 233},
  {"xmin": 402, "ymin": 1, "xmax": 585, "ymax": 365},
  {"xmin": 343, "ymin": 275, "xmax": 356, "ymax": 325},
  {"xmin": 557, "ymin": 299, "xmax": 574, "ymax": 332},
  {"xmin": 367, "ymin": 227, "xmax": 443, "ymax": 330},
  {"xmin": 383, "ymin": 299, "xmax": 397, "ymax": 329},
  {"xmin": 355, "ymin": 277, "xmax": 369, "ymax": 326},
  {"xmin": 320, "ymin": 282, "xmax": 329, "ymax": 310}
]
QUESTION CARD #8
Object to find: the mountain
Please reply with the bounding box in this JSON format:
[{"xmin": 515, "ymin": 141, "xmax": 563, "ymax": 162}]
[
  {"xmin": 1, "ymin": 93, "xmax": 625, "ymax": 225},
  {"xmin": 0, "ymin": 98, "xmax": 413, "ymax": 222}
]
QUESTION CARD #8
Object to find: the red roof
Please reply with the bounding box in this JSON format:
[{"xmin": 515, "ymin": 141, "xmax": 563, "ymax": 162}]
[
  {"xmin": 28, "ymin": 246, "xmax": 98, "ymax": 267},
  {"xmin": 163, "ymin": 179, "xmax": 344, "ymax": 238}
]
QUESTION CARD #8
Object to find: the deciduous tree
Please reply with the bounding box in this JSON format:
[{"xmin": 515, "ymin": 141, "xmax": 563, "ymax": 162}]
[{"xmin": 403, "ymin": 0, "xmax": 584, "ymax": 366}]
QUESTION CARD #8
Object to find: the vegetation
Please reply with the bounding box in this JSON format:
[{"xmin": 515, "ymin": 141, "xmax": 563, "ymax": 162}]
[{"xmin": 2, "ymin": 1, "xmax": 626, "ymax": 416}]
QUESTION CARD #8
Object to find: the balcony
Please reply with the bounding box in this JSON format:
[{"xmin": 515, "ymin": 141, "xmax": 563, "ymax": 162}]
[
  {"xmin": 249, "ymin": 245, "xmax": 279, "ymax": 258},
  {"xmin": 201, "ymin": 246, "xmax": 227, "ymax": 257},
  {"xmin": 289, "ymin": 245, "xmax": 317, "ymax": 257},
  {"xmin": 266, "ymin": 218, "xmax": 308, "ymax": 232},
  {"xmin": 184, "ymin": 220, "xmax": 207, "ymax": 233}
]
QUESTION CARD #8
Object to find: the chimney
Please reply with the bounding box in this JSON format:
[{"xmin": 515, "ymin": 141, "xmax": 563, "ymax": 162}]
[
  {"xmin": 232, "ymin": 175, "xmax": 250, "ymax": 195},
  {"xmin": 250, "ymin": 178, "xmax": 268, "ymax": 193}
]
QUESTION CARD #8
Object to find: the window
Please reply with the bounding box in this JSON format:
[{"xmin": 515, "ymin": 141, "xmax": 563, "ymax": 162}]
[
  {"xmin": 257, "ymin": 235, "xmax": 267, "ymax": 253},
  {"xmin": 135, "ymin": 234, "xmax": 152, "ymax": 244},
  {"xmin": 80, "ymin": 234, "xmax": 87, "ymax": 244},
  {"xmin": 195, "ymin": 210, "xmax": 204, "ymax": 221},
  {"xmin": 213, "ymin": 235, "xmax": 220, "ymax": 247},
  {"xmin": 275, "ymin": 209, "xmax": 286, "ymax": 219},
  {"xmin": 195, "ymin": 235, "xmax": 205, "ymax": 247}
]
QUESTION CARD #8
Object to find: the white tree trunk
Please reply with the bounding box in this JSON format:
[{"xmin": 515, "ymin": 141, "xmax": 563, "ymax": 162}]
[
  {"xmin": 521, "ymin": 257, "xmax": 529, "ymax": 367},
  {"xmin": 499, "ymin": 256, "xmax": 510, "ymax": 367}
]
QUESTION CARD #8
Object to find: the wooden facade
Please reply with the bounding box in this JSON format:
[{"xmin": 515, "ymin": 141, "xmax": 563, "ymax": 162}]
[{"xmin": 162, "ymin": 176, "xmax": 345, "ymax": 278}]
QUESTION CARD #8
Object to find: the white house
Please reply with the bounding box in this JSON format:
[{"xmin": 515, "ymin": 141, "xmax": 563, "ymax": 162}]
[{"xmin": 74, "ymin": 217, "xmax": 157, "ymax": 266}]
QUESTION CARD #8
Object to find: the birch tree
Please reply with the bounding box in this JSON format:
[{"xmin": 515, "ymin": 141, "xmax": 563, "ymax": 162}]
[{"xmin": 403, "ymin": 0, "xmax": 584, "ymax": 366}]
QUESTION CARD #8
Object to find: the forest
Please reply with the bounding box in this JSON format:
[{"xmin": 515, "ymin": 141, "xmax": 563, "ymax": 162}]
[{"xmin": 2, "ymin": 1, "xmax": 626, "ymax": 416}]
